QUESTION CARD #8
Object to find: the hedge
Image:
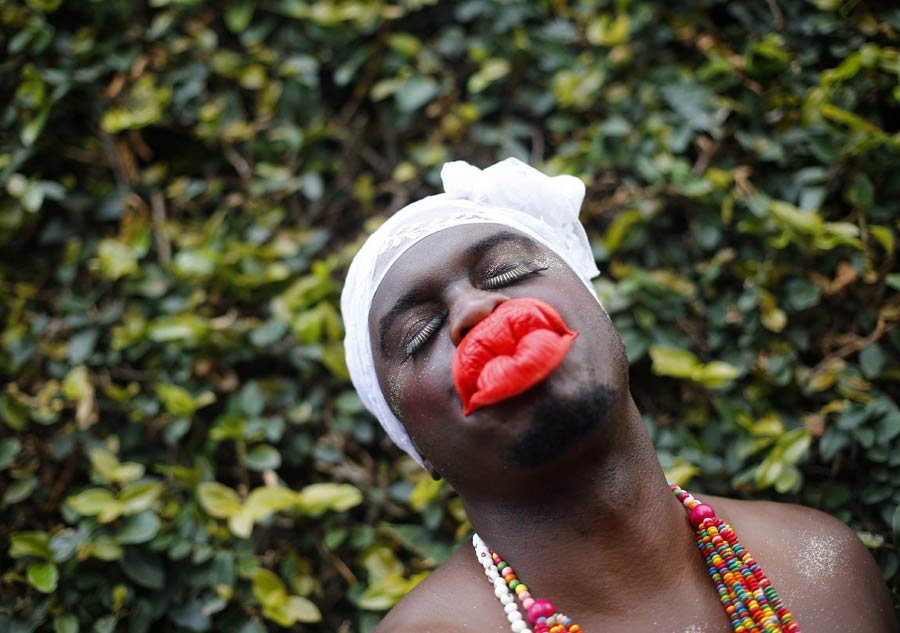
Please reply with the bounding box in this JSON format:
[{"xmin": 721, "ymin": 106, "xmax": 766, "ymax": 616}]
[{"xmin": 1, "ymin": 0, "xmax": 898, "ymax": 631}]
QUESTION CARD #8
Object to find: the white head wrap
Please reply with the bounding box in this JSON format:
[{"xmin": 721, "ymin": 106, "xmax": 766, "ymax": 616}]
[{"xmin": 340, "ymin": 157, "xmax": 600, "ymax": 466}]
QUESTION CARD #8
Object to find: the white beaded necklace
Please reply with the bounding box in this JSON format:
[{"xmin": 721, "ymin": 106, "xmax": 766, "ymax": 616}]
[{"xmin": 473, "ymin": 534, "xmax": 533, "ymax": 633}]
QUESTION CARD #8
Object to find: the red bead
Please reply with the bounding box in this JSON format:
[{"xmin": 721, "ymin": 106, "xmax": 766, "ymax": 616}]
[
  {"xmin": 527, "ymin": 599, "xmax": 557, "ymax": 624},
  {"xmin": 689, "ymin": 503, "xmax": 717, "ymax": 528}
]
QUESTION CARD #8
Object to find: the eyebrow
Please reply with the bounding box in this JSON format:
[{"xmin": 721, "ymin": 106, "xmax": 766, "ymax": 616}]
[{"xmin": 377, "ymin": 230, "xmax": 536, "ymax": 354}]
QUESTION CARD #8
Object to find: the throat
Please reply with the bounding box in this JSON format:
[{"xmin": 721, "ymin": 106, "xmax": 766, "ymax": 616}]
[
  {"xmin": 478, "ymin": 491, "xmax": 697, "ymax": 614},
  {"xmin": 465, "ymin": 422, "xmax": 698, "ymax": 616}
]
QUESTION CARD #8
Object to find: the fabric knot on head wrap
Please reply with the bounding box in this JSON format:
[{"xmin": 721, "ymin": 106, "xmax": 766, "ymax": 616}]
[{"xmin": 340, "ymin": 157, "xmax": 600, "ymax": 467}]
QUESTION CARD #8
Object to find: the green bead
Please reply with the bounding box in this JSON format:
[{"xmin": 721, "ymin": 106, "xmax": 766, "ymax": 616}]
[
  {"xmin": 497, "ymin": 562, "xmax": 507, "ymax": 571},
  {"xmin": 509, "ymin": 580, "xmax": 520, "ymax": 590}
]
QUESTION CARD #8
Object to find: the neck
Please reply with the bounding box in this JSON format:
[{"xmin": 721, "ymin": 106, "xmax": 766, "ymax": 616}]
[{"xmin": 460, "ymin": 397, "xmax": 704, "ymax": 617}]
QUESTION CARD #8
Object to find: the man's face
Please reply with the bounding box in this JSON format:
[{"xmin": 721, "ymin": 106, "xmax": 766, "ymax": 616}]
[{"xmin": 368, "ymin": 223, "xmax": 629, "ymax": 495}]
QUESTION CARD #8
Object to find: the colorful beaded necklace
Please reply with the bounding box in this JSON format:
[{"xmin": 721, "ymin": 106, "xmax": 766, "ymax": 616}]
[{"xmin": 473, "ymin": 484, "xmax": 800, "ymax": 633}]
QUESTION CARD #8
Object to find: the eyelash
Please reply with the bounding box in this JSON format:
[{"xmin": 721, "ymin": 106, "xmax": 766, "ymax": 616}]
[
  {"xmin": 404, "ymin": 313, "xmax": 445, "ymax": 357},
  {"xmin": 481, "ymin": 263, "xmax": 546, "ymax": 289},
  {"xmin": 402, "ymin": 262, "xmax": 546, "ymax": 358}
]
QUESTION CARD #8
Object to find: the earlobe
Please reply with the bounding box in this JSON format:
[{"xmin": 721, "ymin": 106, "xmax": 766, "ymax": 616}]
[{"xmin": 423, "ymin": 456, "xmax": 442, "ymax": 481}]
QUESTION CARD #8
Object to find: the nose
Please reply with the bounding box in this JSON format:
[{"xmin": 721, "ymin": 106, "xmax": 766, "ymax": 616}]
[{"xmin": 448, "ymin": 288, "xmax": 509, "ymax": 346}]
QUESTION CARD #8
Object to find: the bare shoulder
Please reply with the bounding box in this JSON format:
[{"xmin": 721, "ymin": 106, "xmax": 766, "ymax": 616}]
[
  {"xmin": 709, "ymin": 495, "xmax": 896, "ymax": 632},
  {"xmin": 373, "ymin": 543, "xmax": 508, "ymax": 633}
]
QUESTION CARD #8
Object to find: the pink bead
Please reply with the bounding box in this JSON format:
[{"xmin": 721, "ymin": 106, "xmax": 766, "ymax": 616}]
[
  {"xmin": 519, "ymin": 591, "xmax": 531, "ymax": 600},
  {"xmin": 522, "ymin": 597, "xmax": 535, "ymax": 609},
  {"xmin": 526, "ymin": 599, "xmax": 556, "ymax": 624},
  {"xmin": 689, "ymin": 503, "xmax": 717, "ymax": 528},
  {"xmin": 502, "ymin": 566, "xmax": 515, "ymax": 577}
]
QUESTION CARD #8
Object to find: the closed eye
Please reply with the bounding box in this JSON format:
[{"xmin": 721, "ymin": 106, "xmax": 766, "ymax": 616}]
[
  {"xmin": 481, "ymin": 263, "xmax": 547, "ymax": 290},
  {"xmin": 403, "ymin": 312, "xmax": 445, "ymax": 357}
]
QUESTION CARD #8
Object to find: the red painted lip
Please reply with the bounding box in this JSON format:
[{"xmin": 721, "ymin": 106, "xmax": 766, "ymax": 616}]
[{"xmin": 451, "ymin": 297, "xmax": 578, "ymax": 415}]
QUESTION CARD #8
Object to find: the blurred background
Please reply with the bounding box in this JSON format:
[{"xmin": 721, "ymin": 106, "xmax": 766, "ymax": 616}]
[{"xmin": 1, "ymin": 0, "xmax": 899, "ymax": 631}]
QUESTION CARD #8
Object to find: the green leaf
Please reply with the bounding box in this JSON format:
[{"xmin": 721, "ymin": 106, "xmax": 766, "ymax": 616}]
[
  {"xmin": 245, "ymin": 444, "xmax": 281, "ymax": 471},
  {"xmin": 844, "ymin": 173, "xmax": 874, "ymax": 210},
  {"xmin": 225, "ymin": 0, "xmax": 255, "ymax": 32},
  {"xmin": 120, "ymin": 549, "xmax": 165, "ymax": 590},
  {"xmin": 119, "ymin": 481, "xmax": 163, "ymax": 515},
  {"xmin": 692, "ymin": 361, "xmax": 740, "ymax": 388},
  {"xmin": 774, "ymin": 465, "xmax": 801, "ymax": 493},
  {"xmin": 228, "ymin": 509, "xmax": 254, "ymax": 538},
  {"xmin": 93, "ymin": 615, "xmax": 117, "ymax": 633},
  {"xmin": 91, "ymin": 535, "xmax": 123, "ymax": 561},
  {"xmin": 649, "ymin": 345, "xmax": 738, "ymax": 387},
  {"xmin": 253, "ymin": 567, "xmax": 321, "ymax": 626},
  {"xmin": 661, "ymin": 458, "xmax": 700, "ymax": 488},
  {"xmin": 49, "ymin": 529, "xmax": 85, "ymax": 563},
  {"xmin": 156, "ymin": 383, "xmax": 215, "ymax": 416},
  {"xmin": 3, "ymin": 477, "xmax": 37, "ymax": 504},
  {"xmin": 395, "ymin": 76, "xmax": 439, "ymax": 113},
  {"xmin": 784, "ymin": 278, "xmax": 821, "ymax": 311},
  {"xmin": 409, "ymin": 477, "xmax": 443, "ymax": 512},
  {"xmin": 197, "ymin": 482, "xmax": 242, "ymax": 518},
  {"xmin": 53, "ymin": 614, "xmax": 79, "ymax": 633},
  {"xmin": 887, "ymin": 273, "xmax": 900, "ymax": 292},
  {"xmin": 779, "ymin": 428, "xmax": 813, "ymax": 463},
  {"xmin": 296, "ymin": 483, "xmax": 363, "ymax": 515},
  {"xmin": 171, "ymin": 599, "xmax": 212, "ymax": 632},
  {"xmin": 89, "ymin": 448, "xmax": 123, "ymax": 480},
  {"xmin": 1, "ymin": 390, "xmax": 29, "ymax": 430},
  {"xmin": 0, "ymin": 437, "xmax": 22, "ymax": 469},
  {"xmin": 267, "ymin": 596, "xmax": 322, "ymax": 625},
  {"xmin": 357, "ymin": 574, "xmax": 409, "ymax": 611},
  {"xmin": 603, "ymin": 210, "xmax": 643, "ymax": 253},
  {"xmin": 244, "ymin": 486, "xmax": 298, "ymax": 522},
  {"xmin": 252, "ymin": 568, "xmax": 287, "ymax": 609},
  {"xmin": 26, "ymin": 561, "xmax": 59, "ymax": 593},
  {"xmin": 239, "ymin": 381, "xmax": 265, "ymax": 416},
  {"xmin": 116, "ymin": 511, "xmax": 161, "ymax": 544},
  {"xmin": 66, "ymin": 488, "xmax": 116, "ymax": 516},
  {"xmin": 68, "ymin": 328, "xmax": 98, "ymax": 364},
  {"xmin": 388, "ymin": 33, "xmax": 421, "ymax": 57},
  {"xmin": 90, "ymin": 448, "xmax": 145, "ymax": 484},
  {"xmin": 869, "ymin": 225, "xmax": 894, "ymax": 256},
  {"xmin": 859, "ymin": 344, "xmax": 887, "ymax": 379},
  {"xmin": 321, "ymin": 341, "xmax": 350, "ymax": 379},
  {"xmin": 62, "ymin": 365, "xmax": 91, "ymax": 400},
  {"xmin": 649, "ymin": 345, "xmax": 699, "ymax": 378},
  {"xmin": 756, "ymin": 428, "xmax": 811, "ymax": 489},
  {"xmin": 9, "ymin": 531, "xmax": 51, "ymax": 559},
  {"xmin": 875, "ymin": 413, "xmax": 900, "ymax": 444},
  {"xmin": 96, "ymin": 239, "xmax": 140, "ymax": 280},
  {"xmin": 856, "ymin": 531, "xmax": 885, "ymax": 549},
  {"xmin": 467, "ymin": 58, "xmax": 510, "ymax": 93}
]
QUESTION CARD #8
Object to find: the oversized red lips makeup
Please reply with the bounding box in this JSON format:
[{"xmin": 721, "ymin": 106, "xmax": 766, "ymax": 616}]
[{"xmin": 452, "ymin": 297, "xmax": 578, "ymax": 415}]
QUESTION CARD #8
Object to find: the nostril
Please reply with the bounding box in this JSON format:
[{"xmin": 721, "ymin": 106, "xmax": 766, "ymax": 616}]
[{"xmin": 459, "ymin": 326, "xmax": 472, "ymax": 343}]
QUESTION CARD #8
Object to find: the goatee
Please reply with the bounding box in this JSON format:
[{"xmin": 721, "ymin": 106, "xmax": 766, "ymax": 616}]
[{"xmin": 506, "ymin": 384, "xmax": 617, "ymax": 468}]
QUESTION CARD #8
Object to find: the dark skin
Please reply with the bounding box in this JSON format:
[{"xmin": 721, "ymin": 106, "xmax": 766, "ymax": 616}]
[{"xmin": 367, "ymin": 224, "xmax": 896, "ymax": 632}]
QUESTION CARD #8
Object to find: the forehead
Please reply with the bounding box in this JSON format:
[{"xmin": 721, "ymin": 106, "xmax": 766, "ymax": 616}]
[{"xmin": 369, "ymin": 223, "xmax": 543, "ymax": 316}]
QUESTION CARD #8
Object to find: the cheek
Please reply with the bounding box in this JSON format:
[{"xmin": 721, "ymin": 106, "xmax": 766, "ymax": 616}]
[{"xmin": 392, "ymin": 340, "xmax": 458, "ymax": 440}]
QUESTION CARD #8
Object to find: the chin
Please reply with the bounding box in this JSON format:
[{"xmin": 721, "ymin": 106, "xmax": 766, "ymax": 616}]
[{"xmin": 503, "ymin": 381, "xmax": 618, "ymax": 469}]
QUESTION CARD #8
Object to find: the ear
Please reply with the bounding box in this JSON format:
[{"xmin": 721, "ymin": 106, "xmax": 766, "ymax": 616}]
[{"xmin": 422, "ymin": 456, "xmax": 442, "ymax": 481}]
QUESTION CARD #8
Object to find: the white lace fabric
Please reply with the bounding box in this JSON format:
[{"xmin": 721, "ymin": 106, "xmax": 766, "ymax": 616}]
[{"xmin": 340, "ymin": 158, "xmax": 601, "ymax": 466}]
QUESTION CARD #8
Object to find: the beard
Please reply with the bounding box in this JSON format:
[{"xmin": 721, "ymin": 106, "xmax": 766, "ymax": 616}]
[{"xmin": 504, "ymin": 384, "xmax": 617, "ymax": 468}]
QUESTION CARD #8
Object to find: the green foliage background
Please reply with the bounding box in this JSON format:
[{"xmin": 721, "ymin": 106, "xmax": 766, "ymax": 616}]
[{"xmin": 2, "ymin": 0, "xmax": 899, "ymax": 630}]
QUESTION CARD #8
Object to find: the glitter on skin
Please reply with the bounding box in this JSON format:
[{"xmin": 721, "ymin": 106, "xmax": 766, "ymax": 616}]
[{"xmin": 794, "ymin": 533, "xmax": 839, "ymax": 589}]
